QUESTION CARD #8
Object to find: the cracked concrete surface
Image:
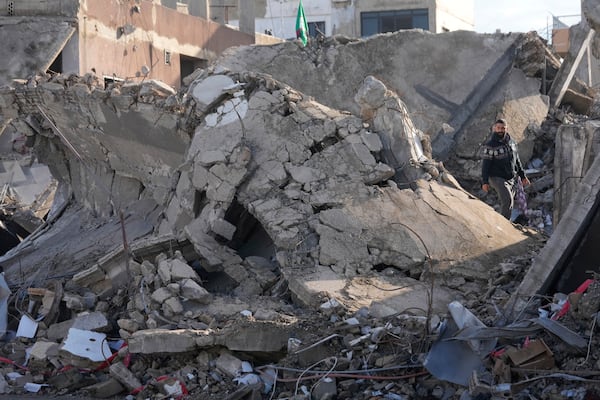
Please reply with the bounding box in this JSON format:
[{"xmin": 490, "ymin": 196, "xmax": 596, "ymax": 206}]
[
  {"xmin": 0, "ymin": 41, "xmax": 536, "ymax": 315},
  {"xmin": 2, "ymin": 25, "xmax": 589, "ymax": 399}
]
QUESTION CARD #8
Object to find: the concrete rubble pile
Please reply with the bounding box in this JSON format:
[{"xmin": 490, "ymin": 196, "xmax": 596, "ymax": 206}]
[{"xmin": 0, "ymin": 21, "xmax": 598, "ymax": 399}]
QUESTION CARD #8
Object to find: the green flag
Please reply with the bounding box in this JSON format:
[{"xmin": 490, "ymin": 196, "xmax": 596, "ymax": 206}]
[{"xmin": 295, "ymin": 0, "xmax": 309, "ymax": 46}]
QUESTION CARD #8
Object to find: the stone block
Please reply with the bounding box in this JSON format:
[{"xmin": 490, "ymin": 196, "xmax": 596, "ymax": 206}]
[
  {"xmin": 117, "ymin": 319, "xmax": 140, "ymax": 333},
  {"xmin": 223, "ymin": 263, "xmax": 249, "ymax": 284},
  {"xmin": 109, "ymin": 362, "xmax": 141, "ymax": 392},
  {"xmin": 140, "ymin": 260, "xmax": 156, "ymax": 278},
  {"xmin": 210, "ymin": 218, "xmax": 237, "ymax": 240},
  {"xmin": 215, "ymin": 352, "xmax": 243, "ymax": 377},
  {"xmin": 163, "ymin": 297, "xmax": 184, "ymax": 315},
  {"xmin": 128, "ymin": 329, "xmax": 215, "ymax": 354},
  {"xmin": 361, "ymin": 131, "xmax": 383, "ymax": 152},
  {"xmin": 169, "ymin": 258, "xmax": 200, "ymax": 281},
  {"xmin": 29, "ymin": 341, "xmax": 59, "ymax": 362},
  {"xmin": 221, "ymin": 322, "xmax": 289, "ymax": 353},
  {"xmin": 151, "ymin": 287, "xmax": 172, "ymax": 304},
  {"xmin": 157, "ymin": 258, "xmax": 171, "ymax": 283},
  {"xmin": 180, "ymin": 279, "xmax": 212, "ymax": 304}
]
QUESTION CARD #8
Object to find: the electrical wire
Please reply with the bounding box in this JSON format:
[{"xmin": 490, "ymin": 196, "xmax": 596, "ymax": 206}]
[
  {"xmin": 309, "ymin": 357, "xmax": 338, "ymax": 397},
  {"xmin": 256, "ymin": 363, "xmax": 423, "ymax": 374},
  {"xmin": 580, "ymin": 314, "xmax": 597, "ymax": 366},
  {"xmin": 278, "ymin": 370, "xmax": 429, "ymax": 383},
  {"xmin": 293, "ymin": 357, "xmax": 332, "ymax": 396}
]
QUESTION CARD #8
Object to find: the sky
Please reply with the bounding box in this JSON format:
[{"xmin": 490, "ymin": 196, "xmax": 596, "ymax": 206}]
[{"xmin": 474, "ymin": 0, "xmax": 582, "ymax": 38}]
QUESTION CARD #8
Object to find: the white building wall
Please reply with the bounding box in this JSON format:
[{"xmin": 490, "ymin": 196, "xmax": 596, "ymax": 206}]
[
  {"xmin": 230, "ymin": 0, "xmax": 473, "ymax": 39},
  {"xmin": 230, "ymin": 0, "xmax": 333, "ymax": 40},
  {"xmin": 435, "ymin": 0, "xmax": 474, "ymax": 32}
]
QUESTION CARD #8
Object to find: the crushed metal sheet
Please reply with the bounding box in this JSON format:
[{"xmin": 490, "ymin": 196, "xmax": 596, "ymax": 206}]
[{"xmin": 424, "ymin": 318, "xmax": 488, "ymax": 386}]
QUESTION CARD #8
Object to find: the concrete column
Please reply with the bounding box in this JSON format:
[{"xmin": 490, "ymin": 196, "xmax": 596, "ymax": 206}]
[{"xmin": 238, "ymin": 0, "xmax": 255, "ymax": 37}]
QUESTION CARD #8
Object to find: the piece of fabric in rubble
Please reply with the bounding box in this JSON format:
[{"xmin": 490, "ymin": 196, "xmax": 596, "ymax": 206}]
[{"xmin": 515, "ymin": 177, "xmax": 527, "ymax": 214}]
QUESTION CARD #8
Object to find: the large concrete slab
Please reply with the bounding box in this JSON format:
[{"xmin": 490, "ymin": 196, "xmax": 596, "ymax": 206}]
[
  {"xmin": 216, "ymin": 30, "xmax": 549, "ymax": 169},
  {"xmin": 0, "ymin": 17, "xmax": 75, "ymax": 86},
  {"xmin": 511, "ymin": 145, "xmax": 600, "ymax": 309}
]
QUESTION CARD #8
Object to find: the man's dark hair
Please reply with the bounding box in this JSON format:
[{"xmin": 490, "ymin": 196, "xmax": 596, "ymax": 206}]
[{"xmin": 495, "ymin": 118, "xmax": 507, "ymax": 125}]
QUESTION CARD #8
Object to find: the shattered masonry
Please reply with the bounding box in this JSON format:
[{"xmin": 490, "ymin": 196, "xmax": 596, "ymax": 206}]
[{"xmin": 0, "ymin": 10, "xmax": 599, "ymax": 400}]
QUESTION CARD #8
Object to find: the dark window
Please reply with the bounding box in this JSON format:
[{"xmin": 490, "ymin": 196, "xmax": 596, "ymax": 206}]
[
  {"xmin": 180, "ymin": 55, "xmax": 208, "ymax": 86},
  {"xmin": 308, "ymin": 21, "xmax": 325, "ymax": 37},
  {"xmin": 361, "ymin": 9, "xmax": 429, "ymax": 37}
]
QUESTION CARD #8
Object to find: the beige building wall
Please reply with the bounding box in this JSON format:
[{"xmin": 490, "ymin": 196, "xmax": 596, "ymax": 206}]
[
  {"xmin": 77, "ymin": 0, "xmax": 254, "ymax": 88},
  {"xmin": 0, "ymin": 0, "xmax": 79, "ymax": 16}
]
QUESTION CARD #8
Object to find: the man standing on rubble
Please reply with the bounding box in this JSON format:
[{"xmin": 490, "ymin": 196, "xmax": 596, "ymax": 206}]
[{"xmin": 481, "ymin": 118, "xmax": 530, "ymax": 220}]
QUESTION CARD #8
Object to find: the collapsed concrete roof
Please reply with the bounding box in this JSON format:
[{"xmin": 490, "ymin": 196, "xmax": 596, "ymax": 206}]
[
  {"xmin": 216, "ymin": 30, "xmax": 551, "ymax": 166},
  {"xmin": 1, "ymin": 15, "xmax": 600, "ymax": 400},
  {"xmin": 0, "ymin": 29, "xmax": 545, "ymax": 317}
]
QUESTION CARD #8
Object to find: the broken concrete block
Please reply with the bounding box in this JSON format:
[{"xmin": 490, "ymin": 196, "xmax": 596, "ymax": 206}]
[
  {"xmin": 169, "ymin": 258, "xmax": 201, "ymax": 281},
  {"xmin": 206, "ymin": 179, "xmax": 236, "ymax": 202},
  {"xmin": 351, "ymin": 142, "xmax": 376, "ymax": 166},
  {"xmin": 163, "ymin": 296, "xmax": 184, "ymax": 315},
  {"xmin": 223, "ymin": 263, "xmax": 249, "ymax": 285},
  {"xmin": 83, "ymin": 377, "xmax": 124, "ymax": 398},
  {"xmin": 215, "ymin": 352, "xmax": 243, "ymax": 378},
  {"xmin": 312, "ymin": 377, "xmax": 337, "ymax": 400},
  {"xmin": 63, "ymin": 293, "xmax": 90, "ymax": 311},
  {"xmin": 90, "ymin": 279, "xmax": 114, "ymax": 300},
  {"xmin": 263, "ymin": 160, "xmax": 288, "ymax": 183},
  {"xmin": 156, "ymin": 377, "xmax": 186, "ymax": 397},
  {"xmin": 184, "ymin": 227, "xmax": 227, "ymax": 272},
  {"xmin": 167, "ymin": 282, "xmax": 180, "ymax": 295},
  {"xmin": 157, "ymin": 258, "xmax": 172, "ymax": 283},
  {"xmin": 198, "ymin": 150, "xmax": 227, "ymax": 166},
  {"xmin": 109, "ymin": 362, "xmax": 142, "ymax": 392},
  {"xmin": 180, "ymin": 279, "xmax": 212, "ymax": 304},
  {"xmin": 73, "ymin": 265, "xmax": 106, "ymax": 287},
  {"xmin": 29, "ymin": 341, "xmax": 59, "ymax": 364},
  {"xmin": 117, "ymin": 319, "xmax": 140, "ymax": 333},
  {"xmin": 209, "ymin": 164, "xmax": 247, "ymax": 187},
  {"xmin": 286, "ymin": 164, "xmax": 324, "ymax": 184},
  {"xmin": 139, "ymin": 79, "xmax": 176, "ymax": 98},
  {"xmin": 140, "ymin": 260, "xmax": 156, "ymax": 280},
  {"xmin": 191, "ymin": 74, "xmax": 235, "ymax": 110},
  {"xmin": 210, "ymin": 218, "xmax": 237, "ymax": 240},
  {"xmin": 191, "ymin": 165, "xmax": 211, "ymax": 189},
  {"xmin": 151, "ymin": 287, "xmax": 172, "ymax": 304},
  {"xmin": 316, "ymin": 224, "xmax": 369, "ymax": 266},
  {"xmin": 128, "ymin": 329, "xmax": 215, "ymax": 354},
  {"xmin": 72, "ymin": 311, "xmax": 111, "ymax": 332},
  {"xmin": 220, "ymin": 321, "xmax": 289, "ymax": 353},
  {"xmin": 361, "ymin": 131, "xmax": 383, "ymax": 152},
  {"xmin": 47, "ymin": 368, "xmax": 84, "ymax": 390}
]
